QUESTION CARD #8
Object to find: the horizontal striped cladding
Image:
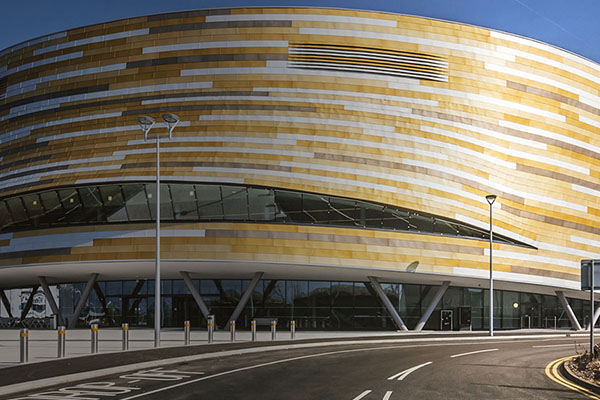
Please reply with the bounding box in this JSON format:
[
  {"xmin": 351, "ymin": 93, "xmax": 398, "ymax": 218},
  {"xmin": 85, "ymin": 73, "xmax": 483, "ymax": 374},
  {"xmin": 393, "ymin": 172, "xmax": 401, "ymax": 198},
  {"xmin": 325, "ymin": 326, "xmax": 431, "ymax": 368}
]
[
  {"xmin": 0, "ymin": 223, "xmax": 578, "ymax": 286},
  {"xmin": 0, "ymin": 8, "xmax": 598, "ymax": 289}
]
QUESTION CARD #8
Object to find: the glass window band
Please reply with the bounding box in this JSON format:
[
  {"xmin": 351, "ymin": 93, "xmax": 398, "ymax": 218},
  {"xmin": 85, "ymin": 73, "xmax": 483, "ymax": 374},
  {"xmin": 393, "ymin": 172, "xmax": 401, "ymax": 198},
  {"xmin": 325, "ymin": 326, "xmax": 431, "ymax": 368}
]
[{"xmin": 0, "ymin": 182, "xmax": 534, "ymax": 248}]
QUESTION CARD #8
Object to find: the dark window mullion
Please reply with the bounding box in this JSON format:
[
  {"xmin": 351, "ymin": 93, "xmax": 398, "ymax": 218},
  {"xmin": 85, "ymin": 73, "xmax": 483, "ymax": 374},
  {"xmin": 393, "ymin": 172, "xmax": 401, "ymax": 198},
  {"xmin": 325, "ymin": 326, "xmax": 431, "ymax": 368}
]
[
  {"xmin": 119, "ymin": 185, "xmax": 131, "ymax": 222},
  {"xmin": 219, "ymin": 186, "xmax": 225, "ymax": 218},
  {"xmin": 143, "ymin": 184, "xmax": 153, "ymax": 219},
  {"xmin": 19, "ymin": 196, "xmax": 31, "ymax": 220},
  {"xmin": 56, "ymin": 190, "xmax": 70, "ymax": 225},
  {"xmin": 190, "ymin": 185, "xmax": 199, "ymax": 219},
  {"xmin": 95, "ymin": 186, "xmax": 109, "ymax": 222},
  {"xmin": 245, "ymin": 187, "xmax": 250, "ymax": 220},
  {"xmin": 166, "ymin": 183, "xmax": 176, "ymax": 220},
  {"xmin": 0, "ymin": 199, "xmax": 14, "ymax": 227}
]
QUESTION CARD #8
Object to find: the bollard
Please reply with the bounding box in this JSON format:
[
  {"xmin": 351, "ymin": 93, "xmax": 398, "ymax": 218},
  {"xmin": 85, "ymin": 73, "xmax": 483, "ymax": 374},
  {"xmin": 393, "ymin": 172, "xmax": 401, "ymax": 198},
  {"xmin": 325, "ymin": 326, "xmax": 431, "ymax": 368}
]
[
  {"xmin": 57, "ymin": 326, "xmax": 66, "ymax": 358},
  {"xmin": 230, "ymin": 320, "xmax": 236, "ymax": 342},
  {"xmin": 184, "ymin": 320, "xmax": 191, "ymax": 345},
  {"xmin": 207, "ymin": 315, "xmax": 214, "ymax": 344},
  {"xmin": 251, "ymin": 320, "xmax": 257, "ymax": 342},
  {"xmin": 271, "ymin": 320, "xmax": 277, "ymax": 341},
  {"xmin": 291, "ymin": 320, "xmax": 296, "ymax": 340},
  {"xmin": 122, "ymin": 323, "xmax": 129, "ymax": 351},
  {"xmin": 554, "ymin": 316, "xmax": 557, "ymax": 330},
  {"xmin": 90, "ymin": 323, "xmax": 99, "ymax": 354},
  {"xmin": 20, "ymin": 328, "xmax": 29, "ymax": 363}
]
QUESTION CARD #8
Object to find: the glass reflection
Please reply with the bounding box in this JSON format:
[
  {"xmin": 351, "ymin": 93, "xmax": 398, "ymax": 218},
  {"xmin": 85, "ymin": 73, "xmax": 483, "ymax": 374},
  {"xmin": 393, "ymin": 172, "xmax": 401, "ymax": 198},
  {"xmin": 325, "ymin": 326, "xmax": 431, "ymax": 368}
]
[{"xmin": 0, "ymin": 182, "xmax": 532, "ymax": 247}]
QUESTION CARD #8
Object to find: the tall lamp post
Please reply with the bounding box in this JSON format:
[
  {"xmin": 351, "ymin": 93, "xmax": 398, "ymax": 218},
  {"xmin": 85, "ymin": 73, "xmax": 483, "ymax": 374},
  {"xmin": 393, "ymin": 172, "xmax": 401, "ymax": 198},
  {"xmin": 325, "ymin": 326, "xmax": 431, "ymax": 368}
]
[
  {"xmin": 486, "ymin": 194, "xmax": 497, "ymax": 337},
  {"xmin": 137, "ymin": 113, "xmax": 180, "ymax": 348}
]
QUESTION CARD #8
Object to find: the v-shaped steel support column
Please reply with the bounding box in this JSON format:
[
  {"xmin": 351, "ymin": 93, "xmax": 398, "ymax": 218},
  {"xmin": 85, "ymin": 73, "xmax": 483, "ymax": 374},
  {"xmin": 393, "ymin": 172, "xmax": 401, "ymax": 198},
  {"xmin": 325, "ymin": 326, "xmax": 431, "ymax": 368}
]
[
  {"xmin": 180, "ymin": 271, "xmax": 210, "ymax": 320},
  {"xmin": 368, "ymin": 276, "xmax": 408, "ymax": 331},
  {"xmin": 227, "ymin": 272, "xmax": 263, "ymax": 329},
  {"xmin": 587, "ymin": 297, "xmax": 600, "ymax": 330},
  {"xmin": 414, "ymin": 281, "xmax": 450, "ymax": 331},
  {"xmin": 0, "ymin": 289, "xmax": 13, "ymax": 318},
  {"xmin": 68, "ymin": 273, "xmax": 99, "ymax": 329},
  {"xmin": 38, "ymin": 276, "xmax": 61, "ymax": 325},
  {"xmin": 20, "ymin": 285, "xmax": 40, "ymax": 322},
  {"xmin": 556, "ymin": 291, "xmax": 582, "ymax": 331}
]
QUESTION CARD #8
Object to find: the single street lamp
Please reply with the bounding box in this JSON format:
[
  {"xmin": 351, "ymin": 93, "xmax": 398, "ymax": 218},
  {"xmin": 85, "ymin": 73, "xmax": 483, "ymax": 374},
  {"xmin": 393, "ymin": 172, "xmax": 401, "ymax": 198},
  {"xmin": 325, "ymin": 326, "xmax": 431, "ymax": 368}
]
[
  {"xmin": 486, "ymin": 194, "xmax": 497, "ymax": 337},
  {"xmin": 137, "ymin": 113, "xmax": 180, "ymax": 348}
]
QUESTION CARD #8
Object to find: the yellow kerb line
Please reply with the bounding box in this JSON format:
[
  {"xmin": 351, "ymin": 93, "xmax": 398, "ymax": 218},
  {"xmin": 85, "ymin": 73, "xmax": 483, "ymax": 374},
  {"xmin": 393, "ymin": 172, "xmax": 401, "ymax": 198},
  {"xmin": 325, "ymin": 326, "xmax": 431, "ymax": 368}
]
[{"xmin": 545, "ymin": 356, "xmax": 600, "ymax": 399}]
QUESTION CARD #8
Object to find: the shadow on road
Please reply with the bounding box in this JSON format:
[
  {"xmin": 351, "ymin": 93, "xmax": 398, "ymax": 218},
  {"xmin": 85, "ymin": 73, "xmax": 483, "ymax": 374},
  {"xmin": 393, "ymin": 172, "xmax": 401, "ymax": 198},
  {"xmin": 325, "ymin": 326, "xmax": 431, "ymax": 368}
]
[
  {"xmin": 475, "ymin": 382, "xmax": 576, "ymax": 394},
  {"xmin": 461, "ymin": 363, "xmax": 544, "ymax": 370}
]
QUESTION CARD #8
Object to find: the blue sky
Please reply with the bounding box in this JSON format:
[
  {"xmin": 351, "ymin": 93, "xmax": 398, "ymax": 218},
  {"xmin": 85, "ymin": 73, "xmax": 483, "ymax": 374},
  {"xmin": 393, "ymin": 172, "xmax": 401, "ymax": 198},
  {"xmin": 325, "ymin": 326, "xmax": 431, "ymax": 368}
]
[{"xmin": 1, "ymin": 0, "xmax": 599, "ymax": 63}]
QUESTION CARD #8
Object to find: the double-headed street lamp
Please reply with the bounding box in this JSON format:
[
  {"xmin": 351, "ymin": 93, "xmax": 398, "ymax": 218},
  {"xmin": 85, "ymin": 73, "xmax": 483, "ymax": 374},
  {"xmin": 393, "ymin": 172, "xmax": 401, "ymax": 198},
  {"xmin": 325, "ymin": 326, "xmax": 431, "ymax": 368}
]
[
  {"xmin": 486, "ymin": 194, "xmax": 497, "ymax": 337},
  {"xmin": 138, "ymin": 113, "xmax": 180, "ymax": 348}
]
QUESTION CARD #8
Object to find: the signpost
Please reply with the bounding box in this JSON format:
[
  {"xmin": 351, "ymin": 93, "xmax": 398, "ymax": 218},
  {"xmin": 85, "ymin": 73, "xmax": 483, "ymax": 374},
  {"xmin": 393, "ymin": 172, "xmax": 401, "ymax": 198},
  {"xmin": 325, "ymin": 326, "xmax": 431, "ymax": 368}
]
[{"xmin": 581, "ymin": 260, "xmax": 600, "ymax": 358}]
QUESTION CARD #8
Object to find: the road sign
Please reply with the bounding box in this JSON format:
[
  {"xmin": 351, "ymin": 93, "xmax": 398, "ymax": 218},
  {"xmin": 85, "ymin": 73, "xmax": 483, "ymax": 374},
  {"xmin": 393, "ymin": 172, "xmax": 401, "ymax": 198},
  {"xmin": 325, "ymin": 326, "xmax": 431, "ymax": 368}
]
[{"xmin": 581, "ymin": 260, "xmax": 600, "ymax": 290}]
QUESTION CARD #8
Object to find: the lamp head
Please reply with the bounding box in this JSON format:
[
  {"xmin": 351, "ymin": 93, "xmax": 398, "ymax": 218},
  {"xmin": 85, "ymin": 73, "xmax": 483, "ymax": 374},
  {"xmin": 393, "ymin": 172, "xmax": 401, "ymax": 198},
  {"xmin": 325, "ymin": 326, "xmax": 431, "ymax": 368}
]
[
  {"xmin": 486, "ymin": 194, "xmax": 497, "ymax": 205},
  {"xmin": 162, "ymin": 113, "xmax": 179, "ymax": 139},
  {"xmin": 137, "ymin": 116, "xmax": 155, "ymax": 140}
]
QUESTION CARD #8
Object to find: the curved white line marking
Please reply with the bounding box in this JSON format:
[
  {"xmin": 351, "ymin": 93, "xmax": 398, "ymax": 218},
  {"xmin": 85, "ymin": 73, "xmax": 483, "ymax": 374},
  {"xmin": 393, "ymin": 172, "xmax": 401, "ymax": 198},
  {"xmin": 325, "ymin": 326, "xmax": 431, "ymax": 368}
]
[
  {"xmin": 387, "ymin": 361, "xmax": 432, "ymax": 381},
  {"xmin": 120, "ymin": 345, "xmax": 407, "ymax": 400},
  {"xmin": 353, "ymin": 390, "xmax": 372, "ymax": 400},
  {"xmin": 450, "ymin": 348, "xmax": 498, "ymax": 358}
]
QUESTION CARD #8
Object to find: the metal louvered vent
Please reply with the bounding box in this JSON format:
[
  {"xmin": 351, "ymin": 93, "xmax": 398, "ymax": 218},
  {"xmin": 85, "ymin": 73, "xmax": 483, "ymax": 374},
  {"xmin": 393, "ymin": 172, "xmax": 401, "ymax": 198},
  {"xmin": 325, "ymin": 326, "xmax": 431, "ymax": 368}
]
[{"xmin": 289, "ymin": 43, "xmax": 448, "ymax": 82}]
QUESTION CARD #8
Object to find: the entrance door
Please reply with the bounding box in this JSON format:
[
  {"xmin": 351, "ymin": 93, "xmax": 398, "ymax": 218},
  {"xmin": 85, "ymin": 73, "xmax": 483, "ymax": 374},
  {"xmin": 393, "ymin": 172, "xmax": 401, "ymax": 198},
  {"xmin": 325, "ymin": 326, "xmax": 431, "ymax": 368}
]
[
  {"xmin": 122, "ymin": 297, "xmax": 148, "ymax": 326},
  {"xmin": 522, "ymin": 303, "xmax": 542, "ymax": 328},
  {"xmin": 172, "ymin": 296, "xmax": 204, "ymax": 328}
]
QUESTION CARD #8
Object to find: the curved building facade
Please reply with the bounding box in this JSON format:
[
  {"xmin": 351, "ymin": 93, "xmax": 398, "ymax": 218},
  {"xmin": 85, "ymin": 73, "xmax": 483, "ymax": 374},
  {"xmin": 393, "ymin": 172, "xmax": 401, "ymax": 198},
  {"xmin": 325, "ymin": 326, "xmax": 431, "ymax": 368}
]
[{"xmin": 0, "ymin": 8, "xmax": 599, "ymax": 330}]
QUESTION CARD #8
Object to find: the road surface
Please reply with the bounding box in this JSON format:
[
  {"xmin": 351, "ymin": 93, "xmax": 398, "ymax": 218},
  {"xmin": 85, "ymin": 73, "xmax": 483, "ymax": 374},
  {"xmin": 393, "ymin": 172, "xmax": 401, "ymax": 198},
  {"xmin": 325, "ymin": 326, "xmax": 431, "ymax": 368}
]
[{"xmin": 2, "ymin": 335, "xmax": 594, "ymax": 399}]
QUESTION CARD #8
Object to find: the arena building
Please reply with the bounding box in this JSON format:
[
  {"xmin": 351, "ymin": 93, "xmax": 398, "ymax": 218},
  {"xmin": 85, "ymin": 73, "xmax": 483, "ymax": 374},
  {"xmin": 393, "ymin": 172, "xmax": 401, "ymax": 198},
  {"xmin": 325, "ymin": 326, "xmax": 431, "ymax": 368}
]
[{"xmin": 0, "ymin": 7, "xmax": 599, "ymax": 332}]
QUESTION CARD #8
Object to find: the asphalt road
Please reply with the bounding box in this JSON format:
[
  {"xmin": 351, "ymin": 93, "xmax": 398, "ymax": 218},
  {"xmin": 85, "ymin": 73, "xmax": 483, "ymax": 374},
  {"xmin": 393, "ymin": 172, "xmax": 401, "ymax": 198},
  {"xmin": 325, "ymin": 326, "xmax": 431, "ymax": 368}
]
[{"xmin": 1, "ymin": 336, "xmax": 593, "ymax": 400}]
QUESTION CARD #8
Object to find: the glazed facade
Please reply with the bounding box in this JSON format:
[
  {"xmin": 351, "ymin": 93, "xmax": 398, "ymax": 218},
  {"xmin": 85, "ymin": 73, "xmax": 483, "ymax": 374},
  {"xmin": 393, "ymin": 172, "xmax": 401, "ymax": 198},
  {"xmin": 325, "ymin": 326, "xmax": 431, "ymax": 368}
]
[{"xmin": 1, "ymin": 8, "xmax": 599, "ymax": 329}]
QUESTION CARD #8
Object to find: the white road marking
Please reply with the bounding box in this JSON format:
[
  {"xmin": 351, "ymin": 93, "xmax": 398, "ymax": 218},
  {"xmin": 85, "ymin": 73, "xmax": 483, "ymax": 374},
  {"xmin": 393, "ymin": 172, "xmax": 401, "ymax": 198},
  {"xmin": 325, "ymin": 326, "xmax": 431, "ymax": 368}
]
[
  {"xmin": 353, "ymin": 390, "xmax": 372, "ymax": 400},
  {"xmin": 532, "ymin": 344, "xmax": 575, "ymax": 348},
  {"xmin": 128, "ymin": 380, "xmax": 141, "ymax": 383},
  {"xmin": 120, "ymin": 368, "xmax": 202, "ymax": 381},
  {"xmin": 450, "ymin": 348, "xmax": 498, "ymax": 358},
  {"xmin": 382, "ymin": 391, "xmax": 393, "ymax": 400},
  {"xmin": 387, "ymin": 361, "xmax": 432, "ymax": 381},
  {"xmin": 119, "ymin": 346, "xmax": 419, "ymax": 400},
  {"xmin": 6, "ymin": 336, "xmax": 588, "ymax": 398}
]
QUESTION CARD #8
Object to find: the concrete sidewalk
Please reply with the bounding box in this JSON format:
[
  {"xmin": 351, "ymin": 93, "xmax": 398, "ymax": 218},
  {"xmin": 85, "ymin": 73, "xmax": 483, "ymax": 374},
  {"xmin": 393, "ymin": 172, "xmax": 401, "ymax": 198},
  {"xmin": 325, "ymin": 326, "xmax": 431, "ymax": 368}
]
[
  {"xmin": 0, "ymin": 327, "xmax": 406, "ymax": 367},
  {"xmin": 0, "ymin": 327, "xmax": 572, "ymax": 367}
]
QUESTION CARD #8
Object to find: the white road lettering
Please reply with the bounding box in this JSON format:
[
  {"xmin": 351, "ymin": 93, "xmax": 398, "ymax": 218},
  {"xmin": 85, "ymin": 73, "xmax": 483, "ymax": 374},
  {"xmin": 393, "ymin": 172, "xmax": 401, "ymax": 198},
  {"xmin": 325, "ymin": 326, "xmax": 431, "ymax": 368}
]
[
  {"xmin": 119, "ymin": 368, "xmax": 202, "ymax": 381},
  {"xmin": 352, "ymin": 390, "xmax": 372, "ymax": 400},
  {"xmin": 10, "ymin": 382, "xmax": 140, "ymax": 399},
  {"xmin": 450, "ymin": 348, "xmax": 498, "ymax": 358},
  {"xmin": 387, "ymin": 361, "xmax": 432, "ymax": 381}
]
